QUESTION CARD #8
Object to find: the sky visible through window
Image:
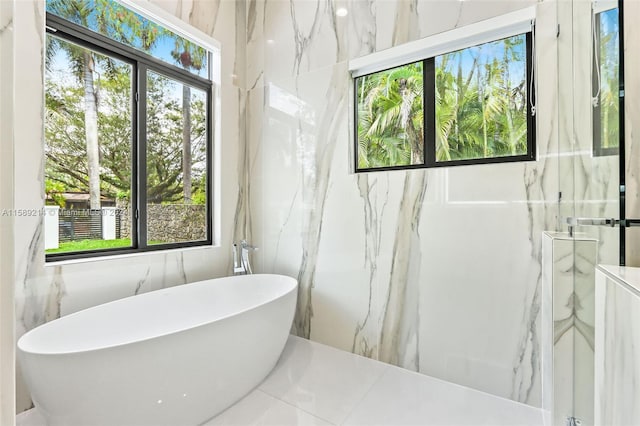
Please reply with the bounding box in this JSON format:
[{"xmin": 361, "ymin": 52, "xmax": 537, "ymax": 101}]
[
  {"xmin": 355, "ymin": 32, "xmax": 531, "ymax": 170},
  {"xmin": 45, "ymin": 0, "xmax": 211, "ymax": 257},
  {"xmin": 46, "ymin": 0, "xmax": 209, "ymax": 78},
  {"xmin": 434, "ymin": 33, "xmax": 528, "ymax": 162},
  {"xmin": 595, "ymin": 7, "xmax": 619, "ymax": 153},
  {"xmin": 435, "ymin": 35, "xmax": 526, "ymax": 91}
]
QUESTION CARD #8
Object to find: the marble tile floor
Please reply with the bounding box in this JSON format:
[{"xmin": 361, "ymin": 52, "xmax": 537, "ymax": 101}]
[{"xmin": 17, "ymin": 336, "xmax": 549, "ymax": 426}]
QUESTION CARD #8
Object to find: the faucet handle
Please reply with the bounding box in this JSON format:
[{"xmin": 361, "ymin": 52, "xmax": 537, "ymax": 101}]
[{"xmin": 240, "ymin": 240, "xmax": 258, "ymax": 251}]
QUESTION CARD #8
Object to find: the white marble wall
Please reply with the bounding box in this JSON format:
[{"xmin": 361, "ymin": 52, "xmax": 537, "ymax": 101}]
[
  {"xmin": 1, "ymin": 0, "xmax": 16, "ymax": 424},
  {"xmin": 624, "ymin": 0, "xmax": 640, "ymax": 264},
  {"xmin": 11, "ymin": 0, "xmax": 247, "ymax": 413},
  {"xmin": 595, "ymin": 265, "xmax": 640, "ymax": 426},
  {"xmin": 556, "ymin": 1, "xmax": 640, "ymax": 423},
  {"xmin": 544, "ymin": 232, "xmax": 597, "ymax": 426},
  {"xmin": 247, "ymin": 0, "xmax": 559, "ymax": 408},
  {"xmin": 555, "ymin": 0, "xmax": 618, "ymax": 266},
  {"xmin": 15, "ymin": 0, "xmax": 634, "ymax": 417}
]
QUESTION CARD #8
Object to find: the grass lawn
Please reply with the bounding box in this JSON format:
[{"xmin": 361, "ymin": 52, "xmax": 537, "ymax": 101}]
[
  {"xmin": 46, "ymin": 238, "xmax": 171, "ymax": 254},
  {"xmin": 46, "ymin": 238, "xmax": 134, "ymax": 254}
]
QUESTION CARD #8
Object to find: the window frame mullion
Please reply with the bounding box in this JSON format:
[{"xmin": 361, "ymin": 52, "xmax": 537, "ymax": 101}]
[
  {"xmin": 354, "ymin": 31, "xmax": 537, "ymax": 172},
  {"xmin": 424, "ymin": 58, "xmax": 436, "ymax": 166},
  {"xmin": 44, "ymin": 10, "xmax": 215, "ymax": 263},
  {"xmin": 131, "ymin": 60, "xmax": 140, "ymax": 249},
  {"xmin": 137, "ymin": 63, "xmax": 148, "ymax": 249}
]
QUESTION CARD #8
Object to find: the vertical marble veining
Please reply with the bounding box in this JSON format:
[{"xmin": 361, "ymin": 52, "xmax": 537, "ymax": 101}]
[
  {"xmin": 595, "ymin": 267, "xmax": 640, "ymax": 425},
  {"xmin": 511, "ymin": 168, "xmax": 544, "ymax": 404},
  {"xmin": 390, "ymin": 0, "xmax": 419, "ymax": 47},
  {"xmin": 293, "ymin": 63, "xmax": 349, "ymax": 338},
  {"xmin": 510, "ymin": 0, "xmax": 564, "ymax": 401},
  {"xmin": 9, "ymin": 0, "xmax": 568, "ymax": 416},
  {"xmin": 347, "ymin": 0, "xmax": 375, "ymax": 58},
  {"xmin": 233, "ymin": 0, "xmax": 251, "ymax": 254},
  {"xmin": 251, "ymin": 0, "xmax": 556, "ymax": 409},
  {"xmin": 623, "ymin": 0, "xmax": 640, "ymax": 265},
  {"xmin": 133, "ymin": 267, "xmax": 152, "ymax": 295},
  {"xmin": 0, "ymin": 0, "xmax": 16, "ymax": 422},
  {"xmin": 373, "ymin": 0, "xmax": 424, "ymax": 373},
  {"xmin": 378, "ymin": 172, "xmax": 427, "ymax": 371},
  {"xmin": 44, "ymin": 267, "xmax": 66, "ymax": 323},
  {"xmin": 14, "ymin": 0, "xmax": 46, "ymax": 339},
  {"xmin": 546, "ymin": 233, "xmax": 598, "ymax": 426},
  {"xmin": 347, "ymin": 0, "xmax": 378, "ymax": 358},
  {"xmin": 350, "ymin": 174, "xmax": 387, "ymax": 358},
  {"xmin": 13, "ymin": 0, "xmax": 246, "ymax": 412}
]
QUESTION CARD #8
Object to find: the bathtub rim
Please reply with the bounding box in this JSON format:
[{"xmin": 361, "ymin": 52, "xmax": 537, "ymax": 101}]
[{"xmin": 17, "ymin": 273, "xmax": 297, "ymax": 356}]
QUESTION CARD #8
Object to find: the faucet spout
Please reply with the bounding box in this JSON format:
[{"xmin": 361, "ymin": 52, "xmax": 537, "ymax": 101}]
[
  {"xmin": 233, "ymin": 240, "xmax": 258, "ymax": 275},
  {"xmin": 241, "ymin": 240, "xmax": 258, "ymax": 275},
  {"xmin": 232, "ymin": 243, "xmax": 245, "ymax": 274}
]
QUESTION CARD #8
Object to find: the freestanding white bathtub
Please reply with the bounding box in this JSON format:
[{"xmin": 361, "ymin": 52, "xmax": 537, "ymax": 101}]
[{"xmin": 17, "ymin": 274, "xmax": 297, "ymax": 426}]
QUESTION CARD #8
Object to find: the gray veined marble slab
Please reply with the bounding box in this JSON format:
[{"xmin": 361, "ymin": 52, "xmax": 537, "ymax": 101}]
[
  {"xmin": 252, "ymin": 0, "xmax": 561, "ymax": 411},
  {"xmin": 544, "ymin": 232, "xmax": 598, "ymax": 426},
  {"xmin": 595, "ymin": 266, "xmax": 640, "ymax": 426},
  {"xmin": 12, "ymin": 0, "xmax": 247, "ymax": 413}
]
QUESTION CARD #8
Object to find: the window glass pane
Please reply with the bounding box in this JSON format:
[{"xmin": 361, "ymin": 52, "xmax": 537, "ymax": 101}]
[
  {"xmin": 146, "ymin": 70, "xmax": 208, "ymax": 245},
  {"xmin": 435, "ymin": 34, "xmax": 528, "ymax": 162},
  {"xmin": 45, "ymin": 35, "xmax": 133, "ymax": 254},
  {"xmin": 594, "ymin": 8, "xmax": 619, "ymax": 154},
  {"xmin": 46, "ymin": 0, "xmax": 209, "ymax": 79},
  {"xmin": 356, "ymin": 62, "xmax": 424, "ymax": 169}
]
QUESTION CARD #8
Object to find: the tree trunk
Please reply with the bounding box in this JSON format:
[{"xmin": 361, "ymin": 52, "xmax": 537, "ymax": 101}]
[
  {"xmin": 479, "ymin": 68, "xmax": 488, "ymax": 157},
  {"xmin": 504, "ymin": 45, "xmax": 516, "ymax": 154},
  {"xmin": 182, "ymin": 84, "xmax": 192, "ymax": 204},
  {"xmin": 83, "ymin": 52, "xmax": 101, "ymax": 210}
]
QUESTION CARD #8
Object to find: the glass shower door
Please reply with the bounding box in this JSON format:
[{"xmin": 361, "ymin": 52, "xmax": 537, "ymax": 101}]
[{"xmin": 557, "ymin": 0, "xmax": 622, "ymax": 425}]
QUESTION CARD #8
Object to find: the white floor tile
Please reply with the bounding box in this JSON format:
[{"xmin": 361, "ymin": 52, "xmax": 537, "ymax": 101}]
[
  {"xmin": 203, "ymin": 390, "xmax": 333, "ymax": 426},
  {"xmin": 17, "ymin": 336, "xmax": 547, "ymax": 426},
  {"xmin": 16, "ymin": 408, "xmax": 45, "ymax": 426},
  {"xmin": 343, "ymin": 366, "xmax": 546, "ymax": 426},
  {"xmin": 259, "ymin": 336, "xmax": 388, "ymax": 425}
]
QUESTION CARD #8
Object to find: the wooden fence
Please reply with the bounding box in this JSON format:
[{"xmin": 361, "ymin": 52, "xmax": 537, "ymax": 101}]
[{"xmin": 58, "ymin": 209, "xmax": 121, "ymax": 242}]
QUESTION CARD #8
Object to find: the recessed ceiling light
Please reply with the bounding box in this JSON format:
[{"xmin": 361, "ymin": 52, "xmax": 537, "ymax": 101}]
[
  {"xmin": 336, "ymin": 7, "xmax": 348, "ymax": 17},
  {"xmin": 266, "ymin": 39, "xmax": 275, "ymax": 44}
]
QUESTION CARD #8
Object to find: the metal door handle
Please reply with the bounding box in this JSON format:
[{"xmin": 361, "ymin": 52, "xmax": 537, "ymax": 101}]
[
  {"xmin": 565, "ymin": 217, "xmax": 640, "ymax": 236},
  {"xmin": 565, "ymin": 217, "xmax": 618, "ymax": 227}
]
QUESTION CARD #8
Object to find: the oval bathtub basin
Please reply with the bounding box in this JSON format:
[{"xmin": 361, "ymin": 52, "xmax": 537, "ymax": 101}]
[{"xmin": 17, "ymin": 274, "xmax": 298, "ymax": 426}]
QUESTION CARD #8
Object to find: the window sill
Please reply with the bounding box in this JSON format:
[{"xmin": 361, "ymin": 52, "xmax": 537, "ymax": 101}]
[{"xmin": 44, "ymin": 243, "xmax": 220, "ymax": 267}]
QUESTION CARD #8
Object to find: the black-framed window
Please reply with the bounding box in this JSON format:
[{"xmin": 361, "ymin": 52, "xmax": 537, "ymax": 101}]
[
  {"xmin": 592, "ymin": 6, "xmax": 620, "ymax": 157},
  {"xmin": 44, "ymin": 0, "xmax": 213, "ymax": 261},
  {"xmin": 355, "ymin": 32, "xmax": 536, "ymax": 172}
]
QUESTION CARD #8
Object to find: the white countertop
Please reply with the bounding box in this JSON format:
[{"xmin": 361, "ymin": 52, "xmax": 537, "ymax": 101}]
[
  {"xmin": 543, "ymin": 231, "xmax": 598, "ymax": 242},
  {"xmin": 597, "ymin": 264, "xmax": 640, "ymax": 298}
]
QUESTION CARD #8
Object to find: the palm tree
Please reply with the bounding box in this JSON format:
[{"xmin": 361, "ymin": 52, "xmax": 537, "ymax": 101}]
[
  {"xmin": 435, "ymin": 35, "xmax": 527, "ymax": 161},
  {"xmin": 46, "ymin": 0, "xmax": 164, "ymax": 208},
  {"xmin": 357, "ymin": 62, "xmax": 424, "ymax": 168},
  {"xmin": 170, "ymin": 40, "xmax": 207, "ymax": 204},
  {"xmin": 435, "ymin": 51, "xmax": 482, "ymax": 161}
]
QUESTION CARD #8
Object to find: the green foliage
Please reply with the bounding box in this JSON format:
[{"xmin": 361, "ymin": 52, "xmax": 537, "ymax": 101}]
[
  {"xmin": 356, "ymin": 34, "xmax": 529, "ymax": 168},
  {"xmin": 356, "ymin": 62, "xmax": 424, "ymax": 169},
  {"xmin": 45, "ymin": 238, "xmax": 164, "ymax": 253},
  {"xmin": 45, "ymin": 0, "xmax": 208, "ymax": 206},
  {"xmin": 191, "ymin": 174, "xmax": 208, "ymax": 205},
  {"xmin": 145, "ymin": 72, "xmax": 207, "ymax": 203},
  {"xmin": 116, "ymin": 190, "xmax": 130, "ymax": 201},
  {"xmin": 435, "ymin": 36, "xmax": 528, "ymax": 162},
  {"xmin": 45, "ymin": 43, "xmax": 133, "ymax": 198},
  {"xmin": 45, "ymin": 179, "xmax": 67, "ymax": 207},
  {"xmin": 597, "ymin": 9, "xmax": 619, "ymax": 151},
  {"xmin": 45, "ymin": 238, "xmax": 133, "ymax": 254}
]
